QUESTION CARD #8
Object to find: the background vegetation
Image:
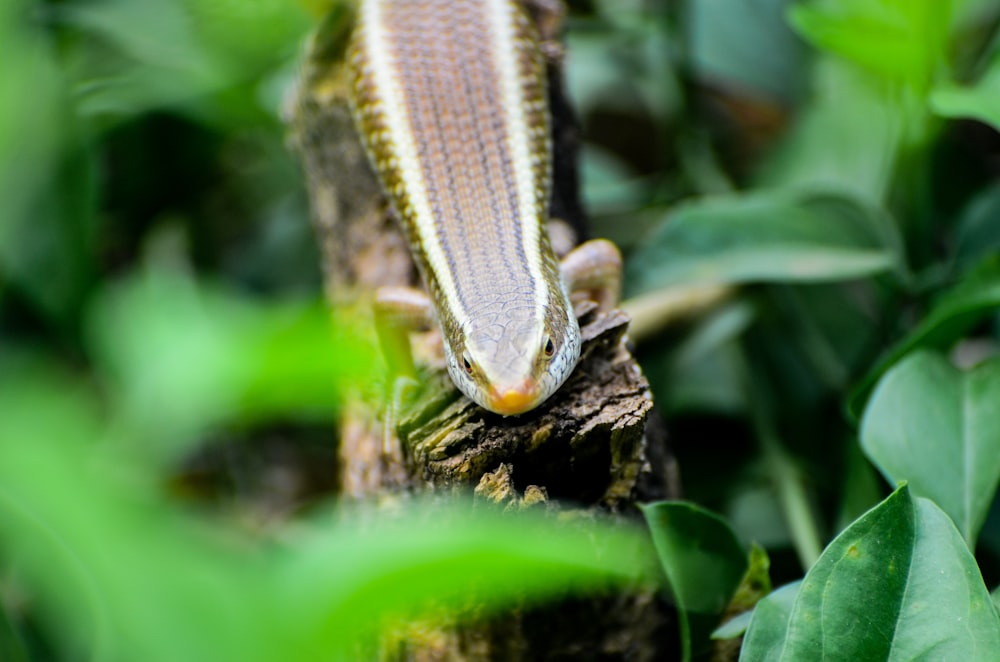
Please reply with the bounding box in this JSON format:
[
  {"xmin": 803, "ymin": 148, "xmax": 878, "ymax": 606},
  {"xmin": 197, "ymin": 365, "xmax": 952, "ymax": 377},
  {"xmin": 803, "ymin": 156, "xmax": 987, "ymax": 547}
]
[{"xmin": 2, "ymin": 0, "xmax": 1000, "ymax": 659}]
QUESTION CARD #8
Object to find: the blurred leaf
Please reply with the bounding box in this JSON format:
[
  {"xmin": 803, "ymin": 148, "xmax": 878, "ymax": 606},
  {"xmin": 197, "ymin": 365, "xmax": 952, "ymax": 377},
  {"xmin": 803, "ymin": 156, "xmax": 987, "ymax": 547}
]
[
  {"xmin": 0, "ymin": 603, "xmax": 28, "ymax": 662},
  {"xmin": 0, "ymin": 367, "xmax": 658, "ymax": 662},
  {"xmin": 861, "ymin": 351, "xmax": 1000, "ymax": 546},
  {"xmin": 0, "ymin": 0, "xmax": 97, "ymax": 324},
  {"xmin": 738, "ymin": 581, "xmax": 801, "ymax": 660},
  {"xmin": 690, "ymin": 0, "xmax": 805, "ymax": 102},
  {"xmin": 848, "ymin": 257, "xmax": 1000, "ymax": 417},
  {"xmin": 953, "ymin": 181, "xmax": 1000, "ymax": 270},
  {"xmin": 642, "ymin": 501, "xmax": 747, "ymax": 660},
  {"xmin": 788, "ymin": 0, "xmax": 953, "ymax": 93},
  {"xmin": 932, "ymin": 53, "xmax": 1000, "ymax": 131},
  {"xmin": 87, "ymin": 271, "xmax": 376, "ymax": 459},
  {"xmin": 743, "ymin": 486, "xmax": 1000, "ymax": 660},
  {"xmin": 712, "ymin": 610, "xmax": 753, "ymax": 640},
  {"xmin": 60, "ymin": 0, "xmax": 309, "ymax": 122},
  {"xmin": 648, "ymin": 301, "xmax": 754, "ymax": 415},
  {"xmin": 625, "ymin": 191, "xmax": 903, "ymax": 295},
  {"xmin": 756, "ymin": 60, "xmax": 901, "ymax": 201}
]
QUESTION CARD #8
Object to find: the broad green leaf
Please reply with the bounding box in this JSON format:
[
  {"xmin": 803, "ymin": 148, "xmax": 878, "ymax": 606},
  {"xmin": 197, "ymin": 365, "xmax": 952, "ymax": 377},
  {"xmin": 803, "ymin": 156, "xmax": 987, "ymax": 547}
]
[
  {"xmin": 848, "ymin": 257, "xmax": 1000, "ymax": 417},
  {"xmin": 87, "ymin": 271, "xmax": 377, "ymax": 459},
  {"xmin": 642, "ymin": 501, "xmax": 747, "ymax": 660},
  {"xmin": 625, "ymin": 191, "xmax": 903, "ymax": 295},
  {"xmin": 0, "ymin": 368, "xmax": 657, "ymax": 662},
  {"xmin": 860, "ymin": 351, "xmax": 1000, "ymax": 546},
  {"xmin": 746, "ymin": 486, "xmax": 1000, "ymax": 660},
  {"xmin": 932, "ymin": 53, "xmax": 1000, "ymax": 132},
  {"xmin": 788, "ymin": 0, "xmax": 953, "ymax": 93},
  {"xmin": 738, "ymin": 581, "xmax": 801, "ymax": 661}
]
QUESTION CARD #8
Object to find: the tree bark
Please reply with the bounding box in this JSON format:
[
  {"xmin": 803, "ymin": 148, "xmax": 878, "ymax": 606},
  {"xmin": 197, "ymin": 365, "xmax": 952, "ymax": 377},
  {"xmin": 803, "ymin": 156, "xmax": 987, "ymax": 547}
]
[{"xmin": 285, "ymin": 2, "xmax": 681, "ymax": 658}]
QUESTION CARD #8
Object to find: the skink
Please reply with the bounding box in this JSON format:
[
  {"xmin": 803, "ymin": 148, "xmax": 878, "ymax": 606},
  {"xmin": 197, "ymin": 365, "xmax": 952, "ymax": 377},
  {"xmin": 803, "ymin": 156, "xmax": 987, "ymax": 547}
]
[{"xmin": 346, "ymin": 0, "xmax": 620, "ymax": 415}]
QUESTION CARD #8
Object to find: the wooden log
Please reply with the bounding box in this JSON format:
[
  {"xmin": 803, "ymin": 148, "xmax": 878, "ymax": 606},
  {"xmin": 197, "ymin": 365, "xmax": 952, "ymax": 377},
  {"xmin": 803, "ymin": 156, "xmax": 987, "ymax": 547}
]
[{"xmin": 285, "ymin": 2, "xmax": 681, "ymax": 658}]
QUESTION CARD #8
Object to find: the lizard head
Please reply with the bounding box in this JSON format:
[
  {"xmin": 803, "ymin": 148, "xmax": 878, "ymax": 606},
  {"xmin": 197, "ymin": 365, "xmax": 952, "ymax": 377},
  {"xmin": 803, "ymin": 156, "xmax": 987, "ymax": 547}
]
[{"xmin": 443, "ymin": 298, "xmax": 581, "ymax": 416}]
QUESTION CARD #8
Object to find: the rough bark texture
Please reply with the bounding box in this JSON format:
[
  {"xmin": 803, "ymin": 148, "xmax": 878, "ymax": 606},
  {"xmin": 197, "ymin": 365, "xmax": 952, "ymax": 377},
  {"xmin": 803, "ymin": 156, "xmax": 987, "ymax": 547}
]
[{"xmin": 285, "ymin": 2, "xmax": 681, "ymax": 659}]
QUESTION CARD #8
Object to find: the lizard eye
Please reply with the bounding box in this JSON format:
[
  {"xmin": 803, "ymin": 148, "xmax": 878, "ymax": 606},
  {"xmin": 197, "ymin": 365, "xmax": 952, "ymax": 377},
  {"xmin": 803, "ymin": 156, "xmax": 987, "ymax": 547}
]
[
  {"xmin": 543, "ymin": 337, "xmax": 555, "ymax": 358},
  {"xmin": 462, "ymin": 353, "xmax": 474, "ymax": 375}
]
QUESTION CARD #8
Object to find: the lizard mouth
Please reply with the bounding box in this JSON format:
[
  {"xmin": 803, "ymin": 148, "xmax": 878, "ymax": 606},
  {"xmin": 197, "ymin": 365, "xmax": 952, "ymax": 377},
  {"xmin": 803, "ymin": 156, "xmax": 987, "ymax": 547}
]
[{"xmin": 486, "ymin": 378, "xmax": 541, "ymax": 416}]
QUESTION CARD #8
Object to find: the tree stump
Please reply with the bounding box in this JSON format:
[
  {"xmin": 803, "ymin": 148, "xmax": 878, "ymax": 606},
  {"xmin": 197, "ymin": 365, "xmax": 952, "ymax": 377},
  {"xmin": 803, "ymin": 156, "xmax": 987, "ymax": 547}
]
[{"xmin": 285, "ymin": 2, "xmax": 681, "ymax": 658}]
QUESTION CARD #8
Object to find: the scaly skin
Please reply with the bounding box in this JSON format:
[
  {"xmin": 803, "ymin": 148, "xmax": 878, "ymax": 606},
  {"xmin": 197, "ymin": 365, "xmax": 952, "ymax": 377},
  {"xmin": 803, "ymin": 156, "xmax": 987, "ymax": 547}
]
[{"xmin": 346, "ymin": 0, "xmax": 582, "ymax": 415}]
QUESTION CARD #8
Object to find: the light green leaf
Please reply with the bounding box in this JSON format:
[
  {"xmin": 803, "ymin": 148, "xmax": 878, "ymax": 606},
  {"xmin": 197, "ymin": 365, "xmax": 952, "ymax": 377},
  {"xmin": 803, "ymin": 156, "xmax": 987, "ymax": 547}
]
[
  {"xmin": 87, "ymin": 271, "xmax": 377, "ymax": 459},
  {"xmin": 932, "ymin": 54, "xmax": 1000, "ymax": 131},
  {"xmin": 625, "ymin": 191, "xmax": 903, "ymax": 295},
  {"xmin": 861, "ymin": 351, "xmax": 1000, "ymax": 546},
  {"xmin": 0, "ymin": 367, "xmax": 657, "ymax": 662},
  {"xmin": 738, "ymin": 581, "xmax": 801, "ymax": 661},
  {"xmin": 742, "ymin": 486, "xmax": 1000, "ymax": 660},
  {"xmin": 788, "ymin": 0, "xmax": 953, "ymax": 93}
]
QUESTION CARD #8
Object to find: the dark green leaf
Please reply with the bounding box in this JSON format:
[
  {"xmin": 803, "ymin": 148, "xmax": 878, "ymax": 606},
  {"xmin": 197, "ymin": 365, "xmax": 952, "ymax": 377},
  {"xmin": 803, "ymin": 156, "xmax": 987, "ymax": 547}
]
[
  {"xmin": 642, "ymin": 501, "xmax": 747, "ymax": 660},
  {"xmin": 743, "ymin": 486, "xmax": 1000, "ymax": 660},
  {"xmin": 953, "ymin": 182, "xmax": 1000, "ymax": 270},
  {"xmin": 690, "ymin": 0, "xmax": 804, "ymax": 103},
  {"xmin": 625, "ymin": 191, "xmax": 903, "ymax": 296},
  {"xmin": 861, "ymin": 351, "xmax": 1000, "ymax": 546},
  {"xmin": 848, "ymin": 257, "xmax": 1000, "ymax": 417},
  {"xmin": 642, "ymin": 501, "xmax": 747, "ymax": 615}
]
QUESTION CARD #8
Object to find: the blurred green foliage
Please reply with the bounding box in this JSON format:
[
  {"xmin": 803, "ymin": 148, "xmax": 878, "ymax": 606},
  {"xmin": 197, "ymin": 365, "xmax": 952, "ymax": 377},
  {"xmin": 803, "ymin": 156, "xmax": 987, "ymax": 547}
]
[{"xmin": 3, "ymin": 0, "xmax": 1000, "ymax": 659}]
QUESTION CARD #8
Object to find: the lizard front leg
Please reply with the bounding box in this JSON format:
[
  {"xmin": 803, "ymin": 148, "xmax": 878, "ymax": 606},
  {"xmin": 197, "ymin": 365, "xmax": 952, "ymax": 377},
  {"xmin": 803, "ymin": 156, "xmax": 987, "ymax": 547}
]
[{"xmin": 560, "ymin": 238, "xmax": 623, "ymax": 313}]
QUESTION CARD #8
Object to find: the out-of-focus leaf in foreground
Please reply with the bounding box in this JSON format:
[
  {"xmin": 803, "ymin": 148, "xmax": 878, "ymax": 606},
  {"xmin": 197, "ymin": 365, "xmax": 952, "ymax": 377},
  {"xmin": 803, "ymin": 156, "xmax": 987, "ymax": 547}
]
[
  {"xmin": 740, "ymin": 486, "xmax": 1000, "ymax": 660},
  {"xmin": 87, "ymin": 271, "xmax": 377, "ymax": 459},
  {"xmin": 0, "ymin": 368, "xmax": 656, "ymax": 662},
  {"xmin": 625, "ymin": 191, "xmax": 903, "ymax": 296},
  {"xmin": 861, "ymin": 351, "xmax": 1000, "ymax": 547}
]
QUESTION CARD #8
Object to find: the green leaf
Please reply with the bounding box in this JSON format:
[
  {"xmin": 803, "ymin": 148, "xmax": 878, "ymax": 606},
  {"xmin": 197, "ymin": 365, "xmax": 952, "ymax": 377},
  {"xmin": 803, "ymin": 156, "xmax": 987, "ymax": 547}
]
[
  {"xmin": 860, "ymin": 351, "xmax": 1000, "ymax": 546},
  {"xmin": 742, "ymin": 486, "xmax": 1000, "ymax": 660},
  {"xmin": 757, "ymin": 59, "xmax": 902, "ymax": 202},
  {"xmin": 712, "ymin": 544, "xmax": 774, "ymax": 641},
  {"xmin": 738, "ymin": 581, "xmax": 801, "ymax": 660},
  {"xmin": 625, "ymin": 191, "xmax": 903, "ymax": 296},
  {"xmin": 788, "ymin": 0, "xmax": 953, "ymax": 93},
  {"xmin": 932, "ymin": 53, "xmax": 1000, "ymax": 131},
  {"xmin": 0, "ymin": 366, "xmax": 658, "ymax": 662},
  {"xmin": 87, "ymin": 271, "xmax": 377, "ymax": 460},
  {"xmin": 953, "ymin": 182, "xmax": 1000, "ymax": 270},
  {"xmin": 690, "ymin": 0, "xmax": 805, "ymax": 103},
  {"xmin": 642, "ymin": 502, "xmax": 747, "ymax": 660},
  {"xmin": 848, "ymin": 257, "xmax": 1000, "ymax": 417}
]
